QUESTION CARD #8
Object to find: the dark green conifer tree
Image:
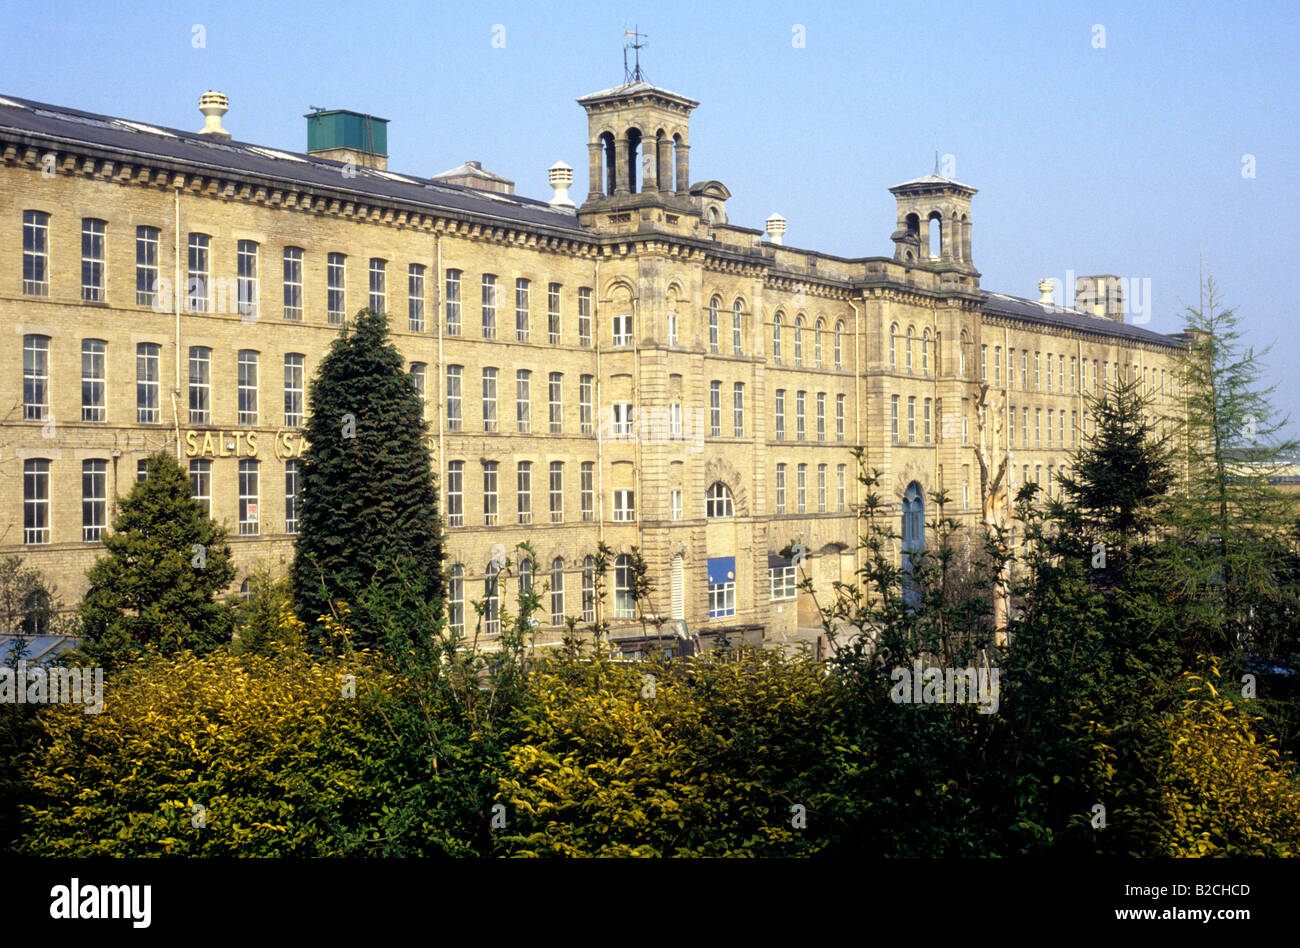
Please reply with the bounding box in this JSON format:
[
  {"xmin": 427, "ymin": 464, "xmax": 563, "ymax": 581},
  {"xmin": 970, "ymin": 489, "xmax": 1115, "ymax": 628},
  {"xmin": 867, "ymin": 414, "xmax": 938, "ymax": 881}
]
[
  {"xmin": 291, "ymin": 308, "xmax": 445, "ymax": 643},
  {"xmin": 78, "ymin": 451, "xmax": 235, "ymax": 666}
]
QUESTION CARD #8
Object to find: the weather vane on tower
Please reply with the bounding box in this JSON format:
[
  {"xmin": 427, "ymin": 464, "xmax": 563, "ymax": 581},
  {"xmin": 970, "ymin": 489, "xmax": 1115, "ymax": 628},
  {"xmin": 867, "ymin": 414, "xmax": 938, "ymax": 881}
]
[{"xmin": 623, "ymin": 27, "xmax": 648, "ymax": 84}]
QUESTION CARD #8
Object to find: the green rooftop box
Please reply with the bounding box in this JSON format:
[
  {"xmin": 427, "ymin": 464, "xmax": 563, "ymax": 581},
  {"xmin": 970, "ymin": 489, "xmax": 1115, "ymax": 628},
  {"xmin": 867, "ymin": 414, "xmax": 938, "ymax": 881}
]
[{"xmin": 305, "ymin": 109, "xmax": 389, "ymax": 157}]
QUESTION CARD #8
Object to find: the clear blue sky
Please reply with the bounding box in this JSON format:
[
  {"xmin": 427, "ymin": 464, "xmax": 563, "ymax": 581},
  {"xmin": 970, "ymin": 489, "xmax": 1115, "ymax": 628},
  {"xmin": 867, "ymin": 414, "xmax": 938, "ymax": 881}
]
[{"xmin": 5, "ymin": 0, "xmax": 1297, "ymax": 436}]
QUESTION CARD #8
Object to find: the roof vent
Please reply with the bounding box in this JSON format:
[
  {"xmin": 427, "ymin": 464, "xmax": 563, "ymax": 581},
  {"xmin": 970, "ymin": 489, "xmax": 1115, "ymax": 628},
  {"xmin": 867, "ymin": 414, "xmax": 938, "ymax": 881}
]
[
  {"xmin": 765, "ymin": 213, "xmax": 787, "ymax": 245},
  {"xmin": 197, "ymin": 91, "xmax": 231, "ymax": 140},
  {"xmin": 548, "ymin": 161, "xmax": 575, "ymax": 207}
]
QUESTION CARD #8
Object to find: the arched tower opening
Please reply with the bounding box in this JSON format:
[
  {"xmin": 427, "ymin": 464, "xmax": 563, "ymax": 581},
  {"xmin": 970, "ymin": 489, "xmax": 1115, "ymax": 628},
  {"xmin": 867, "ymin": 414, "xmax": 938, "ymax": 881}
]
[{"xmin": 626, "ymin": 127, "xmax": 642, "ymax": 193}]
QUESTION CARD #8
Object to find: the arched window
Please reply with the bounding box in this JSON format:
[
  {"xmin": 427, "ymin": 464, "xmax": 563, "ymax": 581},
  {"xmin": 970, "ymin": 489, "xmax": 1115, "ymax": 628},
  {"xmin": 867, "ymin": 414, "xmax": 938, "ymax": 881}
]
[
  {"xmin": 519, "ymin": 557, "xmax": 534, "ymax": 595},
  {"xmin": 705, "ymin": 482, "xmax": 734, "ymax": 518},
  {"xmin": 794, "ymin": 316, "xmax": 804, "ymax": 365},
  {"xmin": 732, "ymin": 299, "xmax": 743, "ymax": 355},
  {"xmin": 582, "ymin": 555, "xmax": 595, "ymax": 622},
  {"xmin": 834, "ymin": 321, "xmax": 844, "ymax": 369},
  {"xmin": 614, "ymin": 554, "xmax": 635, "ymax": 618},
  {"xmin": 708, "ymin": 296, "xmax": 720, "ymax": 353},
  {"xmin": 814, "ymin": 319, "xmax": 824, "ymax": 366},
  {"xmin": 901, "ymin": 481, "xmax": 925, "ymax": 608},
  {"xmin": 928, "ymin": 212, "xmax": 942, "ymax": 259},
  {"xmin": 485, "ymin": 560, "xmax": 501, "ymax": 635},
  {"xmin": 448, "ymin": 564, "xmax": 464, "ymax": 632},
  {"xmin": 550, "ymin": 557, "xmax": 564, "ymax": 625},
  {"xmin": 773, "ymin": 313, "xmax": 784, "ymax": 364},
  {"xmin": 922, "ymin": 329, "xmax": 931, "ymax": 375},
  {"xmin": 906, "ymin": 326, "xmax": 914, "ymax": 373},
  {"xmin": 889, "ymin": 323, "xmax": 899, "ymax": 370}
]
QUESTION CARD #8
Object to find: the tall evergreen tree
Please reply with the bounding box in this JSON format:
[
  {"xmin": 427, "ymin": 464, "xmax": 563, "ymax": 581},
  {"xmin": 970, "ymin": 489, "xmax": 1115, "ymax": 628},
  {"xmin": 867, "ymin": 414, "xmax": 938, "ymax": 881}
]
[
  {"xmin": 292, "ymin": 308, "xmax": 445, "ymax": 642},
  {"xmin": 1160, "ymin": 278, "xmax": 1299, "ymax": 659},
  {"xmin": 1054, "ymin": 375, "xmax": 1175, "ymax": 577},
  {"xmin": 78, "ymin": 451, "xmax": 235, "ymax": 666}
]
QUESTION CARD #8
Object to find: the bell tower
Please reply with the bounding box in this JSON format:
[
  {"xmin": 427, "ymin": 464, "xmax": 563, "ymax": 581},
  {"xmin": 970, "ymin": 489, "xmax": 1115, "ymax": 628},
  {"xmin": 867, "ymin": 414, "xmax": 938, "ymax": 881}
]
[
  {"xmin": 576, "ymin": 78, "xmax": 700, "ymax": 228},
  {"xmin": 889, "ymin": 173, "xmax": 978, "ymax": 272}
]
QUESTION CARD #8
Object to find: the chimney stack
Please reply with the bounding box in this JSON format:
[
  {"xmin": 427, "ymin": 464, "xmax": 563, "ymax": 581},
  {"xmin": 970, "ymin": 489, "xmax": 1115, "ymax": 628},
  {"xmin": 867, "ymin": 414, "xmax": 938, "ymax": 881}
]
[
  {"xmin": 197, "ymin": 91, "xmax": 231, "ymax": 140},
  {"xmin": 1038, "ymin": 279, "xmax": 1055, "ymax": 304},
  {"xmin": 1075, "ymin": 274, "xmax": 1125, "ymax": 322}
]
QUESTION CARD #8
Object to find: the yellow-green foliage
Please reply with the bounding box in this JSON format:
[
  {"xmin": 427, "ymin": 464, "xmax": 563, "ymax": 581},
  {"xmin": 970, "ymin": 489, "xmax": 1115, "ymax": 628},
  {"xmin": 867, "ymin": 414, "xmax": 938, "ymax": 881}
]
[
  {"xmin": 19, "ymin": 644, "xmax": 393, "ymax": 856},
  {"xmin": 496, "ymin": 648, "xmax": 842, "ymax": 857},
  {"xmin": 1150, "ymin": 669, "xmax": 1300, "ymax": 856},
  {"xmin": 1078, "ymin": 664, "xmax": 1300, "ymax": 857}
]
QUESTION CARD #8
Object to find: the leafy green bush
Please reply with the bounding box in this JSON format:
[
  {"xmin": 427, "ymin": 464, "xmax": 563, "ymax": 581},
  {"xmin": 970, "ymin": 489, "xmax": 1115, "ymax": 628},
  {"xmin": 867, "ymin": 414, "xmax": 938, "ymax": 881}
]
[
  {"xmin": 18, "ymin": 645, "xmax": 392, "ymax": 856},
  {"xmin": 495, "ymin": 647, "xmax": 841, "ymax": 857}
]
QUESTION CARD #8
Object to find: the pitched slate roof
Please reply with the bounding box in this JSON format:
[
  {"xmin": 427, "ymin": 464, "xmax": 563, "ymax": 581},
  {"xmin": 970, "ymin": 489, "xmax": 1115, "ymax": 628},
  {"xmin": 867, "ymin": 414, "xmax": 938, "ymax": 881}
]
[
  {"xmin": 0, "ymin": 92, "xmax": 587, "ymax": 235},
  {"xmin": 981, "ymin": 290, "xmax": 1187, "ymax": 348}
]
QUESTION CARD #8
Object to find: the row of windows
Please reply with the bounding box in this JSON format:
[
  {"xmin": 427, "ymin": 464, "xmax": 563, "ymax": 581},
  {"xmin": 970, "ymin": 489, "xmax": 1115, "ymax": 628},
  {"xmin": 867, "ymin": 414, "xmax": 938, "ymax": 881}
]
[
  {"xmin": 20, "ymin": 208, "xmax": 849, "ymax": 366},
  {"xmin": 887, "ymin": 324, "xmax": 934, "ymax": 374},
  {"xmin": 772, "ymin": 389, "xmax": 847, "ymax": 442},
  {"xmin": 443, "ymin": 462, "xmax": 847, "ymax": 527},
  {"xmin": 445, "ymin": 367, "xmax": 595, "ymax": 434},
  {"xmin": 19, "ymin": 214, "xmax": 1173, "ymax": 387},
  {"xmin": 450, "ymin": 550, "xmax": 747, "ymax": 634},
  {"xmin": 772, "ymin": 463, "xmax": 849, "ymax": 515},
  {"xmin": 885, "ymin": 323, "xmax": 1174, "ymax": 398},
  {"xmin": 19, "ymin": 457, "xmax": 299, "ymax": 544},
  {"xmin": 450, "ymin": 549, "xmax": 769, "ymax": 633},
  {"xmin": 444, "ymin": 459, "xmax": 604, "ymax": 527},
  {"xmin": 978, "ymin": 344, "xmax": 1173, "ymax": 399},
  {"xmin": 16, "ymin": 212, "xmax": 606, "ymax": 341},
  {"xmin": 890, "ymin": 395, "xmax": 939, "ymax": 444},
  {"xmin": 1007, "ymin": 406, "xmax": 1080, "ymax": 450},
  {"xmin": 447, "ymin": 555, "xmax": 600, "ymax": 633},
  {"xmin": 889, "ymin": 395, "xmax": 1095, "ymax": 450},
  {"xmin": 20, "ymin": 335, "xmax": 307, "ymax": 427},
  {"xmin": 17, "ymin": 336, "xmax": 849, "ymax": 448},
  {"xmin": 446, "ymin": 369, "xmax": 851, "ymax": 443},
  {"xmin": 770, "ymin": 313, "xmax": 845, "ymax": 368}
]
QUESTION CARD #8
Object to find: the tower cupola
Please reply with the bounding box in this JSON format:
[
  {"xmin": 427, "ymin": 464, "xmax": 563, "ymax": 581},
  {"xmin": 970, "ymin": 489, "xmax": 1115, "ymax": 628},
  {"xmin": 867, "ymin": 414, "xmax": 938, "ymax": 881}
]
[
  {"xmin": 576, "ymin": 80, "xmax": 699, "ymax": 225},
  {"xmin": 889, "ymin": 172, "xmax": 978, "ymax": 271}
]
